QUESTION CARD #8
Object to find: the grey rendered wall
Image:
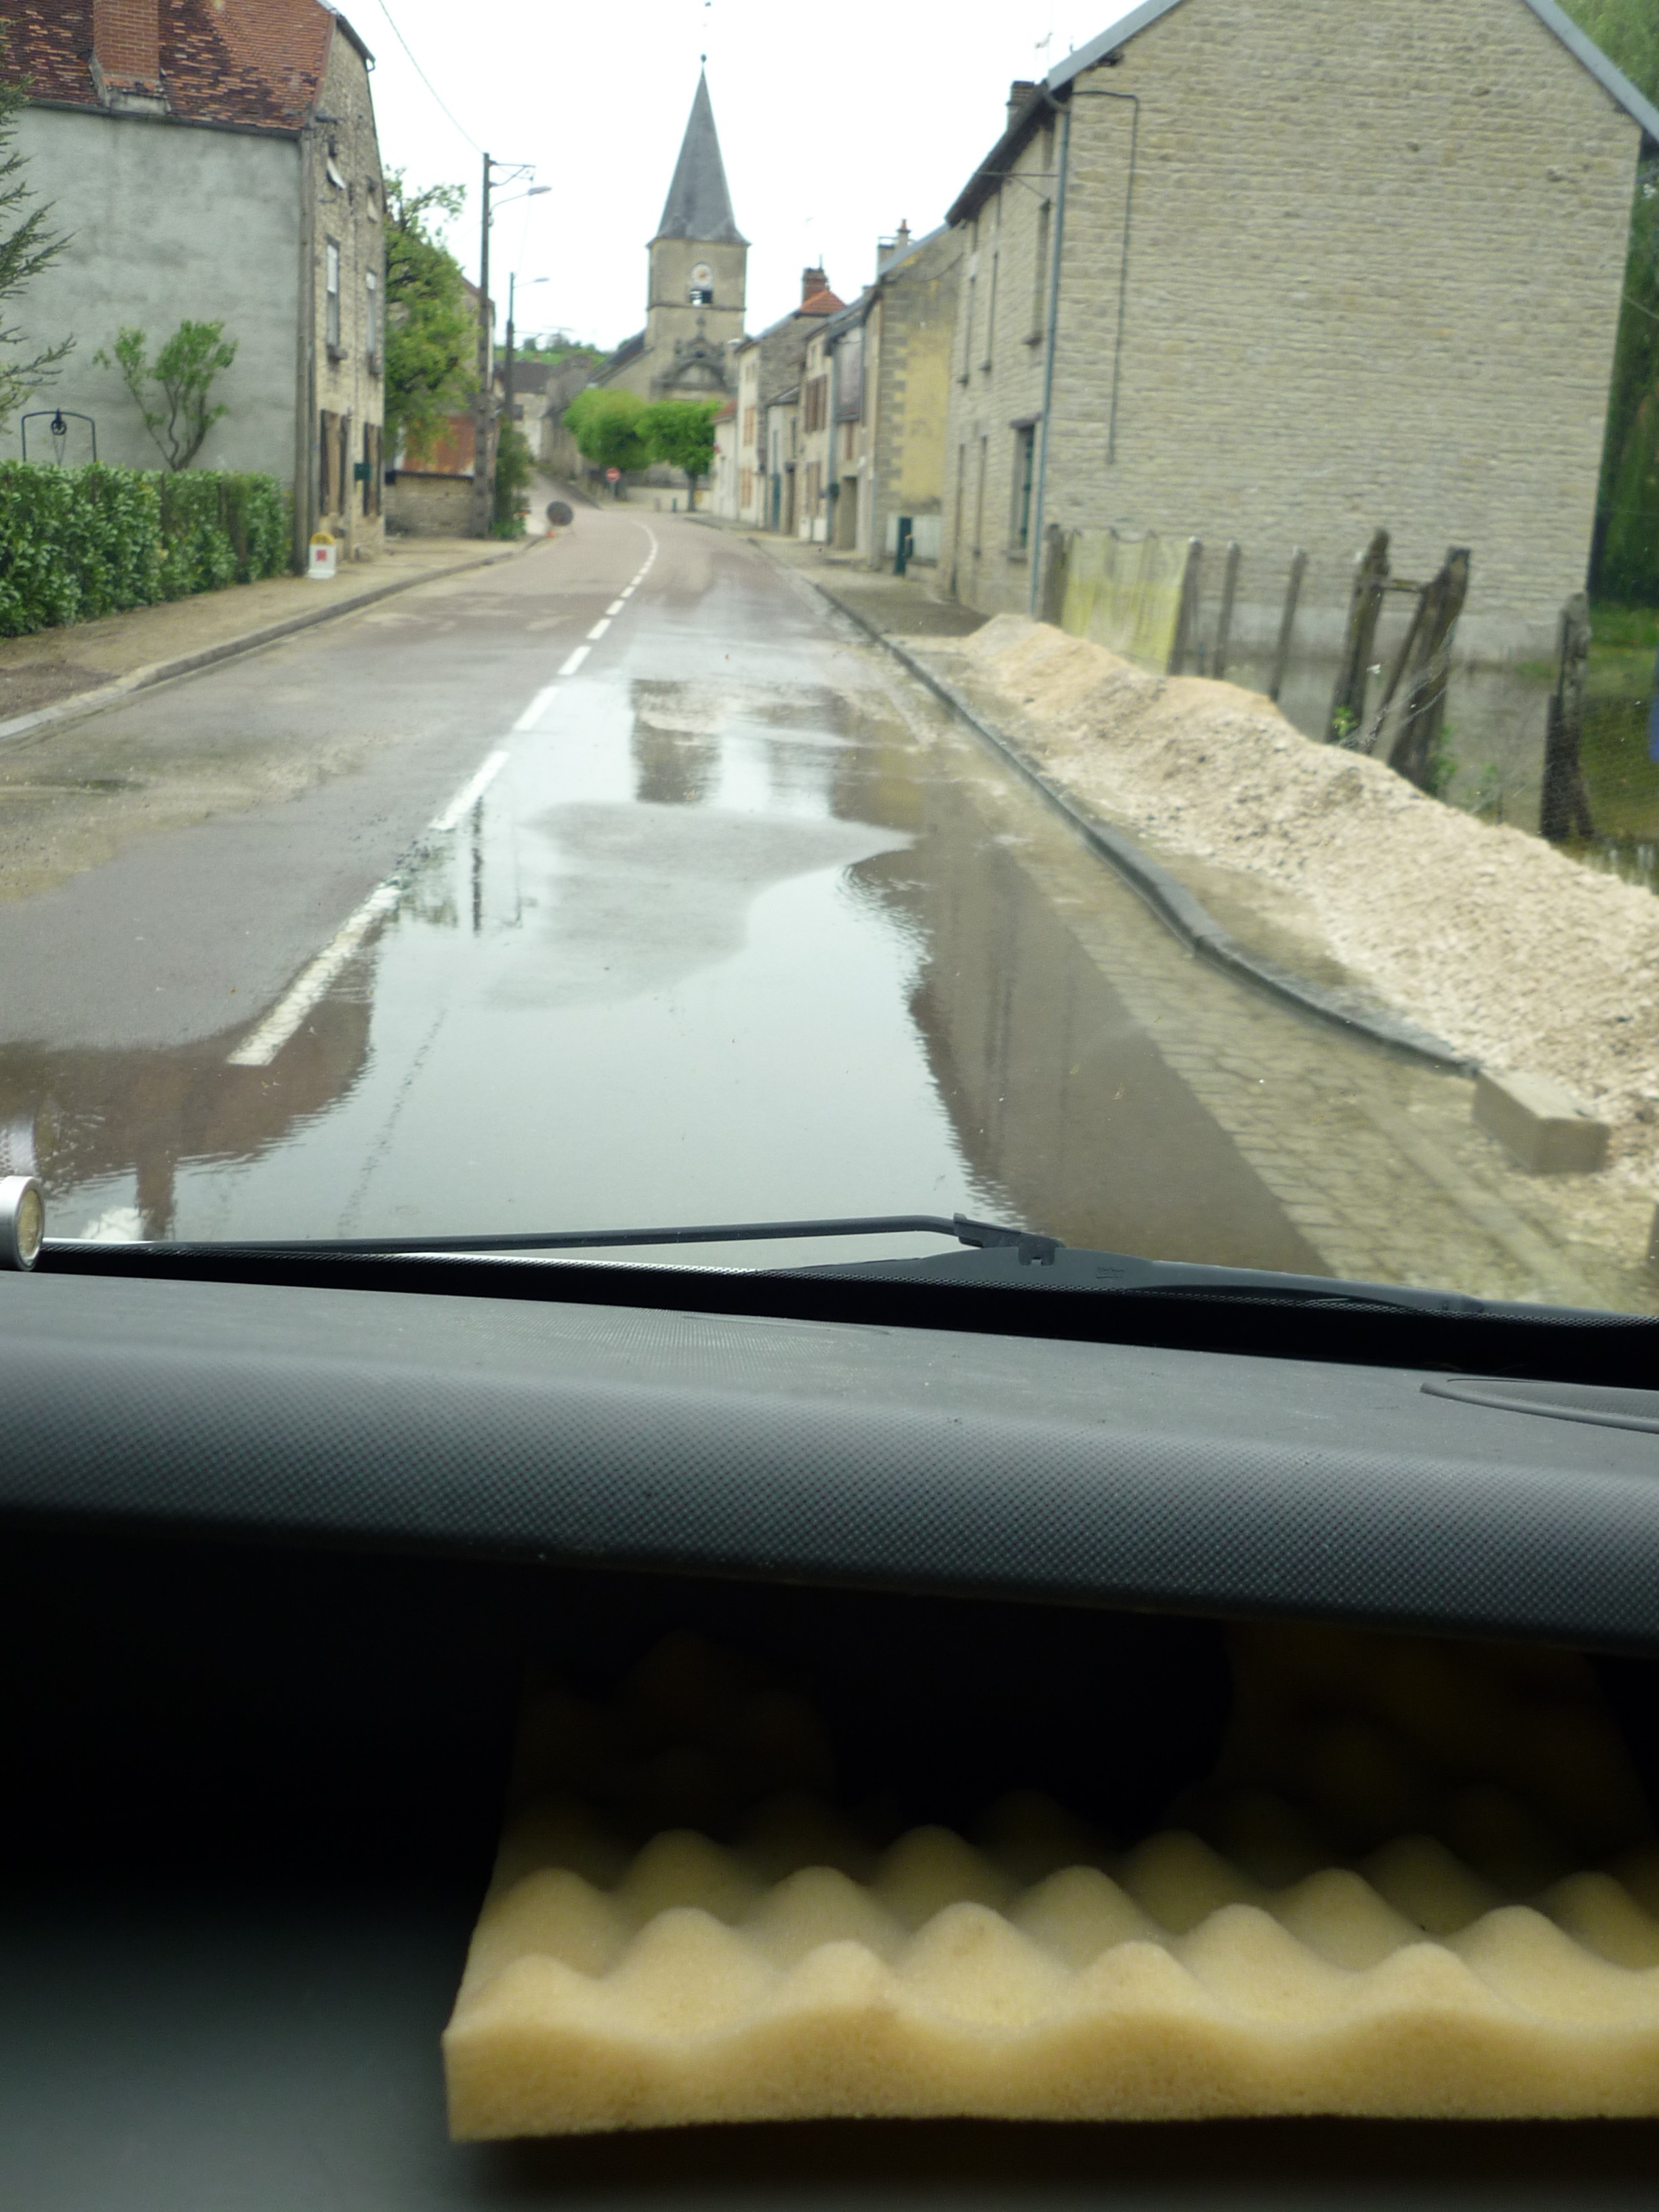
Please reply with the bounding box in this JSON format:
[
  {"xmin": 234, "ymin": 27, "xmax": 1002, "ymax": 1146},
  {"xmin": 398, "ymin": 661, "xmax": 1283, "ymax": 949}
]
[{"xmin": 10, "ymin": 106, "xmax": 300, "ymax": 483}]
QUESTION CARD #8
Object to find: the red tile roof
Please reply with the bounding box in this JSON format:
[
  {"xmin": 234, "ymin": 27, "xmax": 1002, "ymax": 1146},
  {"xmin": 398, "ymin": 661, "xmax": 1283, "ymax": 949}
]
[
  {"xmin": 800, "ymin": 287, "xmax": 844, "ymax": 316},
  {"xmin": 2, "ymin": 0, "xmax": 354, "ymax": 132}
]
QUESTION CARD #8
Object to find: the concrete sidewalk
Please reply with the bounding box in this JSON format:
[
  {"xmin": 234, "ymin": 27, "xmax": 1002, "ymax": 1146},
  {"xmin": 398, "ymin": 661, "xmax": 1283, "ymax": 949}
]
[
  {"xmin": 0, "ymin": 532, "xmax": 535, "ymax": 739},
  {"xmin": 733, "ymin": 531, "xmax": 990, "ymax": 643}
]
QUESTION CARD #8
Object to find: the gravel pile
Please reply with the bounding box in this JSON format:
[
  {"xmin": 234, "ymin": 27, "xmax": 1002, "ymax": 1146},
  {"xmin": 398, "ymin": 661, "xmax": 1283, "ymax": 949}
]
[{"xmin": 952, "ymin": 615, "xmax": 1659, "ymax": 1185}]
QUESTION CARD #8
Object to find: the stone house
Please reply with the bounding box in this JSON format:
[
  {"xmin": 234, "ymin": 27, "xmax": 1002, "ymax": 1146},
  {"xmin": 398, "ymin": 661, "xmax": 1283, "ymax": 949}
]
[
  {"xmin": 5, "ymin": 0, "xmax": 388, "ymax": 564},
  {"xmin": 943, "ymin": 0, "xmax": 1659, "ymax": 663},
  {"xmin": 729, "ymin": 266, "xmax": 842, "ymax": 530},
  {"xmin": 710, "ymin": 396, "xmax": 739, "ymax": 520},
  {"xmin": 798, "ymin": 224, "xmax": 962, "ymax": 566}
]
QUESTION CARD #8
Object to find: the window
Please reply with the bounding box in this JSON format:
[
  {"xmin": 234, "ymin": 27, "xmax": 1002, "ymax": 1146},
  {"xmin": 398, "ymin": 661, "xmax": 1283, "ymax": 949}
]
[
  {"xmin": 972, "ymin": 433, "xmax": 987, "ymax": 555},
  {"xmin": 983, "ymin": 251, "xmax": 998, "ymax": 369},
  {"xmin": 325, "ymin": 239, "xmax": 342, "ymax": 355},
  {"xmin": 804, "ymin": 375, "xmax": 827, "ymax": 432},
  {"xmin": 1011, "ymin": 423, "xmax": 1037, "ymax": 553},
  {"xmin": 365, "ymin": 271, "xmax": 380, "ymax": 369},
  {"xmin": 961, "ymin": 272, "xmax": 975, "ymax": 384}
]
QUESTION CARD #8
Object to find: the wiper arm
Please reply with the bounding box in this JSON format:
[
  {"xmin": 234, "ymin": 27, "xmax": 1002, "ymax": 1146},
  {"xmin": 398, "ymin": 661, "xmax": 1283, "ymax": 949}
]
[
  {"xmin": 43, "ymin": 1206, "xmax": 1580, "ymax": 1316},
  {"xmin": 791, "ymin": 1242, "xmax": 1515, "ymax": 1317},
  {"xmin": 48, "ymin": 1211, "xmax": 1062, "ymax": 1263}
]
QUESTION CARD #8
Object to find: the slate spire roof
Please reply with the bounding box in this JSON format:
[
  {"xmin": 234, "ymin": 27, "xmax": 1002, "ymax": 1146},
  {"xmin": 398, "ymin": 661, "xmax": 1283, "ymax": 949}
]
[{"xmin": 654, "ymin": 70, "xmax": 747, "ymax": 247}]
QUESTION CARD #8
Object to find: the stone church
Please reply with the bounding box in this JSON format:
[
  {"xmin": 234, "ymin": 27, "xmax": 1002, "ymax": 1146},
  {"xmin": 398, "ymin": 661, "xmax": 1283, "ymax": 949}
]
[{"xmin": 596, "ymin": 72, "xmax": 747, "ymax": 402}]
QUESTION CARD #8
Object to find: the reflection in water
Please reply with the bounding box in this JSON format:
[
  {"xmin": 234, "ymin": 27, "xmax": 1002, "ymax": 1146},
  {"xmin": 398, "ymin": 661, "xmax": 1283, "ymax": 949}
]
[
  {"xmin": 4, "ymin": 654, "xmax": 1331, "ymax": 1267},
  {"xmin": 848, "ymin": 787, "xmax": 1322, "ymax": 1273},
  {"xmin": 0, "ymin": 983, "xmax": 375, "ymax": 1240},
  {"xmin": 630, "ymin": 680, "xmax": 720, "ymax": 806}
]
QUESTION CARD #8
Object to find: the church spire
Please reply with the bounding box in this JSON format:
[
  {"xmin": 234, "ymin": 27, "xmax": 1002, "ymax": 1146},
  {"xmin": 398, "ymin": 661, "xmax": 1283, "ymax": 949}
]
[{"xmin": 653, "ymin": 71, "xmax": 747, "ymax": 246}]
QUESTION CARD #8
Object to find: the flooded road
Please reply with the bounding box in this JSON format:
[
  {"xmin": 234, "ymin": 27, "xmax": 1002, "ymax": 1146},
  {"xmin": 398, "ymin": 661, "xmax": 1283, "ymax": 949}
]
[{"xmin": 0, "ymin": 508, "xmax": 1641, "ymax": 1300}]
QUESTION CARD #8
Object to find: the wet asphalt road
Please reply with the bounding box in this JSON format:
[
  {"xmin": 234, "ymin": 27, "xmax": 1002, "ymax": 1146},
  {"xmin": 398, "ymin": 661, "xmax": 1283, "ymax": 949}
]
[{"xmin": 0, "ymin": 508, "xmax": 1319, "ymax": 1272}]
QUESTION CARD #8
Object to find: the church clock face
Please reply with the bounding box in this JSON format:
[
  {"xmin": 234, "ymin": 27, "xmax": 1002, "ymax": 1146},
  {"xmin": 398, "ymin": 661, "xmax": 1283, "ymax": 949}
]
[{"xmin": 688, "ymin": 262, "xmax": 715, "ymax": 306}]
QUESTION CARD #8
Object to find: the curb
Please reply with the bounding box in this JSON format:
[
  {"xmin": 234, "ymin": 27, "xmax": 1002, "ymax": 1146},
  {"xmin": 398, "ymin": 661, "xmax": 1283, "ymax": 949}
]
[
  {"xmin": 776, "ymin": 551, "xmax": 1477, "ymax": 1078},
  {"xmin": 0, "ymin": 534, "xmax": 544, "ymax": 749}
]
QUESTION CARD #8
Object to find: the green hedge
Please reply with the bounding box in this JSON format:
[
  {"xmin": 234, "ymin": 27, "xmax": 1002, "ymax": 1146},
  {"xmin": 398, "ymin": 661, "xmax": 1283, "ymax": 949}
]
[{"xmin": 0, "ymin": 462, "xmax": 291, "ymax": 638}]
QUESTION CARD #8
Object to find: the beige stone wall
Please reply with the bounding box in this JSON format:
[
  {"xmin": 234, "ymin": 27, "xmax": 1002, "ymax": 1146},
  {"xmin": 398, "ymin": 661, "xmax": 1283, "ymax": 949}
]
[
  {"xmin": 868, "ymin": 228, "xmax": 962, "ymax": 567},
  {"xmin": 947, "ymin": 0, "xmax": 1642, "ymax": 659},
  {"xmin": 385, "ymin": 471, "xmax": 472, "ymax": 536},
  {"xmin": 308, "ymin": 31, "xmax": 386, "ymax": 556},
  {"xmin": 799, "ymin": 323, "xmax": 834, "ymax": 540}
]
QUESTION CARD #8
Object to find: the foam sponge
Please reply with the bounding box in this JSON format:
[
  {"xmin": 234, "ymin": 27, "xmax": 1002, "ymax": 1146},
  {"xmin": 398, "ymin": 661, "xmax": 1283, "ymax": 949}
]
[{"xmin": 444, "ymin": 1626, "xmax": 1659, "ymax": 2135}]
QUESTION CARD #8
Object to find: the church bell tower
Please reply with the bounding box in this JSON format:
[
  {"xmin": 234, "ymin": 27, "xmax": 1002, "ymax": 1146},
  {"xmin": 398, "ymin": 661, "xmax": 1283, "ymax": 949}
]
[{"xmin": 644, "ymin": 72, "xmax": 747, "ymax": 397}]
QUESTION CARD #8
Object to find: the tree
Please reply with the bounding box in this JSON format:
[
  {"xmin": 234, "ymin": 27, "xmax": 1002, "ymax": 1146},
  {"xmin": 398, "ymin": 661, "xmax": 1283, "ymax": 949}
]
[
  {"xmin": 384, "ymin": 172, "xmax": 476, "ymax": 462},
  {"xmin": 492, "ymin": 419, "xmax": 532, "ymax": 537},
  {"xmin": 0, "ymin": 63, "xmax": 71, "ymax": 430},
  {"xmin": 638, "ymin": 398, "xmax": 721, "ymax": 506},
  {"xmin": 1560, "ymin": 1, "xmax": 1659, "ymax": 598},
  {"xmin": 564, "ymin": 387, "xmax": 650, "ymax": 477},
  {"xmin": 96, "ymin": 322, "xmax": 237, "ymax": 470}
]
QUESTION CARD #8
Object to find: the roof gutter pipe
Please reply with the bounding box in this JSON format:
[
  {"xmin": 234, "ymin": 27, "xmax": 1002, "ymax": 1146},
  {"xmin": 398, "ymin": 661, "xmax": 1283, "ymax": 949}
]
[
  {"xmin": 1028, "ymin": 90, "xmax": 1070, "ymax": 617},
  {"xmin": 1029, "ymin": 79, "xmax": 1141, "ymax": 618}
]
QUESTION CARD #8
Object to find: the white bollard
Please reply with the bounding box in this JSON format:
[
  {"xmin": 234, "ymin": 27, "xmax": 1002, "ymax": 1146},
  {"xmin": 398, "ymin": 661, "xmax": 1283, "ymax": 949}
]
[{"xmin": 308, "ymin": 531, "xmax": 338, "ymax": 581}]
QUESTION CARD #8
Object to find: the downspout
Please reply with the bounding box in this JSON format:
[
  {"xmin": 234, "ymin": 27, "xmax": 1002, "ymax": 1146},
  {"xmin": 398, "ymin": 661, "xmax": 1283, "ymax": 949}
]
[
  {"xmin": 1027, "ymin": 95, "xmax": 1070, "ymax": 617},
  {"xmin": 295, "ymin": 120, "xmax": 318, "ymax": 572},
  {"xmin": 825, "ymin": 329, "xmax": 841, "ymax": 542},
  {"xmin": 1029, "ymin": 79, "xmax": 1141, "ymax": 617}
]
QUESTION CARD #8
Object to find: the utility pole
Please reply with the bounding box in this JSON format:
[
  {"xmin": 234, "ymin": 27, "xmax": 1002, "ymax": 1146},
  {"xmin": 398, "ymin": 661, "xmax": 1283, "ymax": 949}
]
[
  {"xmin": 470, "ymin": 150, "xmax": 494, "ymax": 539},
  {"xmin": 503, "ymin": 269, "xmax": 516, "ymax": 491},
  {"xmin": 470, "ymin": 163, "xmax": 548, "ymax": 539}
]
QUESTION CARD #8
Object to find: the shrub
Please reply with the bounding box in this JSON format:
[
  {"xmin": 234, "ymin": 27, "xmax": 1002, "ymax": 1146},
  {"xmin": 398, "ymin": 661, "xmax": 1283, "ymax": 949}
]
[{"xmin": 0, "ymin": 462, "xmax": 290, "ymax": 636}]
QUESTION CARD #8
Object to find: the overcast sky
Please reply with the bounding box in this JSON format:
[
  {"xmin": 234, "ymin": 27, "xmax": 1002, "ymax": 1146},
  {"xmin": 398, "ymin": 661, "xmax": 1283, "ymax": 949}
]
[{"xmin": 351, "ymin": 0, "xmax": 1106, "ymax": 347}]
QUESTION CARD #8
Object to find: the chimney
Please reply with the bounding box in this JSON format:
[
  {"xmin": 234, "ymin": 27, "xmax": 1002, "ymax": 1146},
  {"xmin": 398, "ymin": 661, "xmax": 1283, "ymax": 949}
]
[
  {"xmin": 93, "ymin": 0, "xmax": 161, "ymax": 85},
  {"xmin": 876, "ymin": 222, "xmax": 912, "ymax": 275},
  {"xmin": 1007, "ymin": 79, "xmax": 1038, "ymax": 128},
  {"xmin": 801, "ymin": 266, "xmax": 829, "ymax": 305}
]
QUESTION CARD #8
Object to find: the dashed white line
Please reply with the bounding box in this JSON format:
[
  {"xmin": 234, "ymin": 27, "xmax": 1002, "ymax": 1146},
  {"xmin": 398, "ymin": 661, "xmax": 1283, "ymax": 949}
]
[
  {"xmin": 512, "ymin": 683, "xmax": 559, "ymax": 733},
  {"xmin": 227, "ymin": 882, "xmax": 401, "ymax": 1068},
  {"xmin": 228, "ymin": 524, "xmax": 661, "ymax": 1069},
  {"xmin": 427, "ymin": 747, "xmax": 508, "ymax": 832}
]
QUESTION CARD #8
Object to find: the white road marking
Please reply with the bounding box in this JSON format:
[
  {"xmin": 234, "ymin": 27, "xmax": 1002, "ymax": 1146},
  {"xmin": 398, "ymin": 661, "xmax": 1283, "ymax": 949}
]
[
  {"xmin": 227, "ymin": 881, "xmax": 401, "ymax": 1068},
  {"xmin": 226, "ymin": 520, "xmax": 662, "ymax": 1071},
  {"xmin": 512, "ymin": 684, "xmax": 558, "ymax": 733},
  {"xmin": 606, "ymin": 599, "xmax": 626, "ymax": 616},
  {"xmin": 427, "ymin": 747, "xmax": 508, "ymax": 832}
]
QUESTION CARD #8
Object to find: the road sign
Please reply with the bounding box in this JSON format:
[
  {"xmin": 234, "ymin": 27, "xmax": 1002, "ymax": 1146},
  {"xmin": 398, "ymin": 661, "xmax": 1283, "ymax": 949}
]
[{"xmin": 605, "ymin": 467, "xmax": 621, "ymax": 483}]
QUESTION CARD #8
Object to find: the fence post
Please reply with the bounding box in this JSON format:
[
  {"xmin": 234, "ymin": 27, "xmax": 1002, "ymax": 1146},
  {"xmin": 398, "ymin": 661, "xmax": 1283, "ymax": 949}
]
[
  {"xmin": 1040, "ymin": 521, "xmax": 1069, "ymax": 626},
  {"xmin": 1388, "ymin": 546, "xmax": 1471, "ymax": 792},
  {"xmin": 1167, "ymin": 537, "xmax": 1203, "ymax": 675},
  {"xmin": 1212, "ymin": 540, "xmax": 1240, "ymax": 680},
  {"xmin": 1327, "ymin": 527, "xmax": 1389, "ymax": 743},
  {"xmin": 1540, "ymin": 591, "xmax": 1595, "ymax": 841},
  {"xmin": 1268, "ymin": 547, "xmax": 1307, "ymax": 703}
]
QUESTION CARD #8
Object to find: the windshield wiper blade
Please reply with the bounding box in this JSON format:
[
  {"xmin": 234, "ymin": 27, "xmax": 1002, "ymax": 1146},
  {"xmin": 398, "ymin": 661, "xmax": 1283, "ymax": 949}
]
[
  {"xmin": 48, "ymin": 1211, "xmax": 1061, "ymax": 1263},
  {"xmin": 788, "ymin": 1242, "xmax": 1516, "ymax": 1317}
]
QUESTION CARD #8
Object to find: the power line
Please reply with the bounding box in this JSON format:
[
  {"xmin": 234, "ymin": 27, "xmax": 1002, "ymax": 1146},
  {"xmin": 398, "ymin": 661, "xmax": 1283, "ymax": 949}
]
[{"xmin": 373, "ymin": 0, "xmax": 482, "ymax": 154}]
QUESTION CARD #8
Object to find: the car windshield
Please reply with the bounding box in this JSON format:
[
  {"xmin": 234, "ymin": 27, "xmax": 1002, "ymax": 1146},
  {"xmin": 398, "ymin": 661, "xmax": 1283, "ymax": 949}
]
[{"xmin": 1, "ymin": 0, "xmax": 1657, "ymax": 1305}]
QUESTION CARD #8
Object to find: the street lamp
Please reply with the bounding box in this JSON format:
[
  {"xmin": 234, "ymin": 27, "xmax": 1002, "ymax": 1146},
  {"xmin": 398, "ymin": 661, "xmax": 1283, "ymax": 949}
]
[{"xmin": 470, "ymin": 158, "xmax": 550, "ymax": 537}]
